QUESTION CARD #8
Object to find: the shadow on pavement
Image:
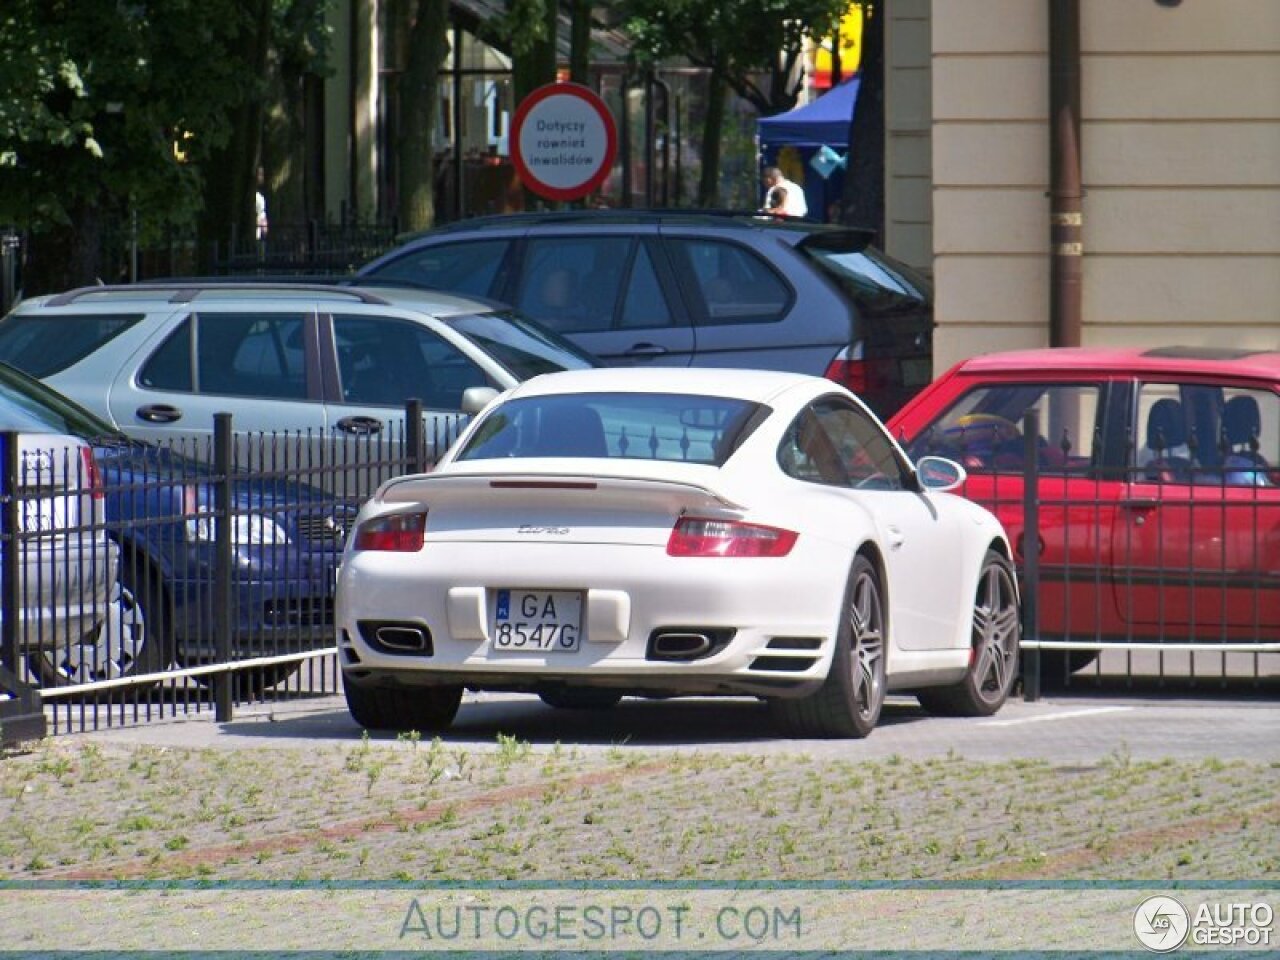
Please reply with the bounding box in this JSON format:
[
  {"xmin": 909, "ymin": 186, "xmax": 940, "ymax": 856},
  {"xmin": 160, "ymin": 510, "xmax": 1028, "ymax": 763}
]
[{"xmin": 217, "ymin": 693, "xmax": 932, "ymax": 747}]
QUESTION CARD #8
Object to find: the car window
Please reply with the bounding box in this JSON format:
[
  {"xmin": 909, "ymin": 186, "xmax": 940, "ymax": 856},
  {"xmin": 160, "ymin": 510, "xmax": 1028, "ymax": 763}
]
[
  {"xmin": 1136, "ymin": 381, "xmax": 1277, "ymax": 486},
  {"xmin": 0, "ymin": 312, "xmax": 145, "ymax": 378},
  {"xmin": 334, "ymin": 314, "xmax": 490, "ymax": 410},
  {"xmin": 366, "ymin": 239, "xmax": 513, "ymax": 298},
  {"xmin": 139, "ymin": 313, "xmax": 308, "ymax": 399},
  {"xmin": 619, "ymin": 245, "xmax": 673, "ymax": 330},
  {"xmin": 457, "ymin": 392, "xmax": 766, "ymax": 465},
  {"xmin": 514, "ymin": 237, "xmax": 633, "ymax": 334},
  {"xmin": 670, "ymin": 238, "xmax": 790, "ymax": 326},
  {"xmin": 139, "ymin": 317, "xmax": 193, "ymax": 391},
  {"xmin": 906, "ymin": 383, "xmax": 1102, "ymax": 475},
  {"xmin": 779, "ymin": 398, "xmax": 907, "ymax": 490},
  {"xmin": 448, "ymin": 311, "xmax": 597, "ymax": 380},
  {"xmin": 801, "ymin": 245, "xmax": 929, "ymax": 315}
]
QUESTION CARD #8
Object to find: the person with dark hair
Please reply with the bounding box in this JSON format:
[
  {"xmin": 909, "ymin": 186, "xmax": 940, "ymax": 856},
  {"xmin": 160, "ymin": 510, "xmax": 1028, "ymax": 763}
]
[{"xmin": 760, "ymin": 166, "xmax": 808, "ymax": 218}]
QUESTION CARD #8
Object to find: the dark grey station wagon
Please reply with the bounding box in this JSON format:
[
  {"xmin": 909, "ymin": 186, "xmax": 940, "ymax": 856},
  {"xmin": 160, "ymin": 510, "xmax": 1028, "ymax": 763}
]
[{"xmin": 359, "ymin": 211, "xmax": 934, "ymax": 418}]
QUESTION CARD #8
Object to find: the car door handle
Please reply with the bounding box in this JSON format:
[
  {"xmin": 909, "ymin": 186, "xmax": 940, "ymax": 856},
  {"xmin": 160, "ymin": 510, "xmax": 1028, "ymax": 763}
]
[
  {"xmin": 1119, "ymin": 498, "xmax": 1160, "ymax": 510},
  {"xmin": 885, "ymin": 525, "xmax": 905, "ymax": 550},
  {"xmin": 623, "ymin": 342, "xmax": 669, "ymax": 358},
  {"xmin": 335, "ymin": 415, "xmax": 384, "ymax": 436},
  {"xmin": 136, "ymin": 403, "xmax": 183, "ymax": 424}
]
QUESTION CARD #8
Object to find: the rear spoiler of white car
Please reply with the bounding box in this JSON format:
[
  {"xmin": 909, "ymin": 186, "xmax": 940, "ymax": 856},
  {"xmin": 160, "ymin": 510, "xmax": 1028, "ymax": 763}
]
[{"xmin": 378, "ymin": 471, "xmax": 746, "ymax": 514}]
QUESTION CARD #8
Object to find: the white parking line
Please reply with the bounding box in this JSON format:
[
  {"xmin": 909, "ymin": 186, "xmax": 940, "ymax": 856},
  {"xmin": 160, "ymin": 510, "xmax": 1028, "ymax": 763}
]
[{"xmin": 983, "ymin": 705, "xmax": 1135, "ymax": 727}]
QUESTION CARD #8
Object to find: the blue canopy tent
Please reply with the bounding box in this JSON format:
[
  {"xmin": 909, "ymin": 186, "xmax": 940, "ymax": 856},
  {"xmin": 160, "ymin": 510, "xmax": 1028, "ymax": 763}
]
[{"xmin": 757, "ymin": 76, "xmax": 860, "ymax": 221}]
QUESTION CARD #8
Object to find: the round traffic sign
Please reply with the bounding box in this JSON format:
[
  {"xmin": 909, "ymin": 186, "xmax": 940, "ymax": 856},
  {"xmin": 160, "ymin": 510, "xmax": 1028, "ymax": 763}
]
[{"xmin": 511, "ymin": 83, "xmax": 617, "ymax": 202}]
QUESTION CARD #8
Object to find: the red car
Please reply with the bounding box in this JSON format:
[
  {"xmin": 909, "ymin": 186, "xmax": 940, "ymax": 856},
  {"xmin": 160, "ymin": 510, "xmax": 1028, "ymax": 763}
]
[{"xmin": 888, "ymin": 346, "xmax": 1279, "ymax": 667}]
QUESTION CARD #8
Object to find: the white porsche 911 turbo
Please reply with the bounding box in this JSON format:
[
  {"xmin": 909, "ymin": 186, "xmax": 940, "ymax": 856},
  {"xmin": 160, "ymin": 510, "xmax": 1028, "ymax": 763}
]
[{"xmin": 336, "ymin": 368, "xmax": 1020, "ymax": 738}]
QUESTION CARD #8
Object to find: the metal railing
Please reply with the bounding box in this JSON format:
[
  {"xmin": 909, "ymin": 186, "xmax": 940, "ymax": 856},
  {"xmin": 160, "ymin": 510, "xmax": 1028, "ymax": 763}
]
[
  {"xmin": 0, "ymin": 401, "xmax": 465, "ymax": 741},
  {"xmin": 2, "ymin": 404, "xmax": 1275, "ymax": 744},
  {"xmin": 1012, "ymin": 411, "xmax": 1277, "ymax": 698},
  {"xmin": 212, "ymin": 220, "xmax": 399, "ymax": 276}
]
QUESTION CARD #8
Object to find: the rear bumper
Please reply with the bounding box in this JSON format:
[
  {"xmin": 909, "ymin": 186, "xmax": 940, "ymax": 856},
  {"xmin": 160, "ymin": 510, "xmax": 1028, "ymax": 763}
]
[
  {"xmin": 15, "ymin": 539, "xmax": 117, "ymax": 651},
  {"xmin": 337, "ymin": 539, "xmax": 850, "ymax": 698}
]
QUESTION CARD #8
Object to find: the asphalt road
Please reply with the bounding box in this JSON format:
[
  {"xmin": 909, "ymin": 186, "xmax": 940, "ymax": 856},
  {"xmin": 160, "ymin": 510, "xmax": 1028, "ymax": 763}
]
[{"xmin": 74, "ymin": 684, "xmax": 1280, "ymax": 764}]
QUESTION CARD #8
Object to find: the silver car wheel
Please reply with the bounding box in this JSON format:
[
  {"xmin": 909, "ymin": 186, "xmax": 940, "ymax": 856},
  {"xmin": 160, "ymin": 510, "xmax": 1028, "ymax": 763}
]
[
  {"xmin": 970, "ymin": 559, "xmax": 1020, "ymax": 705},
  {"xmin": 37, "ymin": 581, "xmax": 148, "ymax": 685},
  {"xmin": 850, "ymin": 568, "xmax": 886, "ymax": 724}
]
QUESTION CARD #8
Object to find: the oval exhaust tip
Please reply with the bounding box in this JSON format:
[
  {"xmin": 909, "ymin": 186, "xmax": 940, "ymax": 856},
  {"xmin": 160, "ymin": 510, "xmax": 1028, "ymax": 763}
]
[
  {"xmin": 375, "ymin": 625, "xmax": 429, "ymax": 652},
  {"xmin": 653, "ymin": 632, "xmax": 712, "ymax": 658}
]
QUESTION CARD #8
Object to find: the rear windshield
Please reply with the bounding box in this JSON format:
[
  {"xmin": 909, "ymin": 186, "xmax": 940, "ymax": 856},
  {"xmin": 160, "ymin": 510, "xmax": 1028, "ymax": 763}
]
[
  {"xmin": 0, "ymin": 313, "xmax": 144, "ymax": 377},
  {"xmin": 457, "ymin": 392, "xmax": 767, "ymax": 466},
  {"xmin": 801, "ymin": 245, "xmax": 930, "ymax": 315},
  {"xmin": 447, "ymin": 311, "xmax": 599, "ymax": 380}
]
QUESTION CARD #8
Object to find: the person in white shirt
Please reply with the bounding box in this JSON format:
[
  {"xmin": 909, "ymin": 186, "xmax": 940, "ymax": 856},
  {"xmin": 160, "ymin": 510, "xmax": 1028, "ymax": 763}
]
[{"xmin": 760, "ymin": 166, "xmax": 808, "ymax": 218}]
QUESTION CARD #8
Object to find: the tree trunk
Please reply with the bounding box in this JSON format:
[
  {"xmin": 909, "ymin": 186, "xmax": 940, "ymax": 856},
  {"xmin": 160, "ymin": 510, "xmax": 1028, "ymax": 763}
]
[
  {"xmin": 843, "ymin": 2, "xmax": 884, "ymax": 240},
  {"xmin": 513, "ymin": 0, "xmax": 558, "ymax": 105},
  {"xmin": 265, "ymin": 0, "xmax": 329, "ymax": 225},
  {"xmin": 24, "ymin": 202, "xmax": 105, "ymax": 292},
  {"xmin": 697, "ymin": 69, "xmax": 727, "ymax": 206},
  {"xmin": 569, "ymin": 0, "xmax": 590, "ymax": 85},
  {"xmin": 197, "ymin": 0, "xmax": 272, "ymax": 272},
  {"xmin": 512, "ymin": 0, "xmax": 559, "ymax": 209},
  {"xmin": 398, "ymin": 0, "xmax": 451, "ymax": 232}
]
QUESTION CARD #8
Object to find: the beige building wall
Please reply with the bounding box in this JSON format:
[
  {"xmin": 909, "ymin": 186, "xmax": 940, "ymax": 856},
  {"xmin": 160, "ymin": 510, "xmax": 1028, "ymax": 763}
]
[
  {"xmin": 884, "ymin": 0, "xmax": 934, "ymax": 273},
  {"xmin": 914, "ymin": 0, "xmax": 1280, "ymax": 375}
]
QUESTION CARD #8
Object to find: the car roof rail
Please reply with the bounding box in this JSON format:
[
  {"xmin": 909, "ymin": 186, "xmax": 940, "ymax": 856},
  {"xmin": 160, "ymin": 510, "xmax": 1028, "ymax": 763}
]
[
  {"xmin": 42, "ymin": 281, "xmax": 391, "ymax": 307},
  {"xmin": 395, "ymin": 208, "xmax": 814, "ymax": 242}
]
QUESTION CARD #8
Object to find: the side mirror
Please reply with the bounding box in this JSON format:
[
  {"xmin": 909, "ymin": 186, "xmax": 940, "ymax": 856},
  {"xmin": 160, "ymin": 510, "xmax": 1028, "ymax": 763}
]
[
  {"xmin": 915, "ymin": 455, "xmax": 967, "ymax": 492},
  {"xmin": 460, "ymin": 386, "xmax": 500, "ymax": 416}
]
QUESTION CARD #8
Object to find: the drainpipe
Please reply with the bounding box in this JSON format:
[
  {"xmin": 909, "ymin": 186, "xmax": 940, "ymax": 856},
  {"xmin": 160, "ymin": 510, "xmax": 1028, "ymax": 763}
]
[{"xmin": 1048, "ymin": 0, "xmax": 1082, "ymax": 348}]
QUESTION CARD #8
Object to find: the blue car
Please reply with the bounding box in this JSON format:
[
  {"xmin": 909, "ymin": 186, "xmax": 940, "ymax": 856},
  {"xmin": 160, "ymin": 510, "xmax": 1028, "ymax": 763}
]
[{"xmin": 0, "ymin": 362, "xmax": 350, "ymax": 692}]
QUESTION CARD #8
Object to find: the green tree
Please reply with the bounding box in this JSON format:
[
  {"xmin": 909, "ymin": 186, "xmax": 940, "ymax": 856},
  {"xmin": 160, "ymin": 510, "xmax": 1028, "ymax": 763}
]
[
  {"xmin": 0, "ymin": 0, "xmax": 331, "ymax": 292},
  {"xmin": 623, "ymin": 0, "xmax": 848, "ymax": 203}
]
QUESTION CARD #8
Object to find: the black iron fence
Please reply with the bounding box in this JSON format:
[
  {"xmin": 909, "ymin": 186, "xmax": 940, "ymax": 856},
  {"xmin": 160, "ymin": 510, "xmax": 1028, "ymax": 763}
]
[
  {"xmin": 212, "ymin": 220, "xmax": 399, "ymax": 276},
  {"xmin": 1006, "ymin": 411, "xmax": 1277, "ymax": 698},
  {"xmin": 1, "ymin": 405, "xmax": 1275, "ymax": 743},
  {"xmin": 0, "ymin": 401, "xmax": 463, "ymax": 740}
]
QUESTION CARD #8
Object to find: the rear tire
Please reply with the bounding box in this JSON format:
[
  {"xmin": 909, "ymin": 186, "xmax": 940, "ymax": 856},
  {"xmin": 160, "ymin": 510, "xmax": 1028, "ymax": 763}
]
[
  {"xmin": 343, "ymin": 676, "xmax": 462, "ymax": 732},
  {"xmin": 917, "ymin": 550, "xmax": 1020, "ymax": 717},
  {"xmin": 538, "ymin": 688, "xmax": 623, "ymax": 710},
  {"xmin": 770, "ymin": 554, "xmax": 886, "ymax": 738}
]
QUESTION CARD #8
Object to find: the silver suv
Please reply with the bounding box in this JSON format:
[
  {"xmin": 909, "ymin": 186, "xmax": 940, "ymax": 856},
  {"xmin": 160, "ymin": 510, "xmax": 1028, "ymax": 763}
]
[{"xmin": 0, "ymin": 282, "xmax": 596, "ymax": 479}]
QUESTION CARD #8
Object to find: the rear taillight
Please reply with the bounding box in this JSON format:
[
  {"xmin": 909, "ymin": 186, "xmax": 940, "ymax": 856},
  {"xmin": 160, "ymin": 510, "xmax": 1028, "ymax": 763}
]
[
  {"xmin": 353, "ymin": 511, "xmax": 427, "ymax": 552},
  {"xmin": 80, "ymin": 447, "xmax": 104, "ymax": 501},
  {"xmin": 667, "ymin": 517, "xmax": 797, "ymax": 558},
  {"xmin": 825, "ymin": 356, "xmax": 870, "ymax": 393},
  {"xmin": 824, "ymin": 342, "xmax": 887, "ymax": 396}
]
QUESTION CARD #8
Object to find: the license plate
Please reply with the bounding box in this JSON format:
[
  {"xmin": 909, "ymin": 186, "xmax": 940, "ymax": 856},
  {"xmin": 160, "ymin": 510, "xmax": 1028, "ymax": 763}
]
[{"xmin": 491, "ymin": 589, "xmax": 582, "ymax": 652}]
